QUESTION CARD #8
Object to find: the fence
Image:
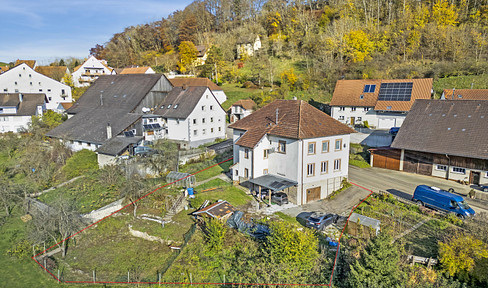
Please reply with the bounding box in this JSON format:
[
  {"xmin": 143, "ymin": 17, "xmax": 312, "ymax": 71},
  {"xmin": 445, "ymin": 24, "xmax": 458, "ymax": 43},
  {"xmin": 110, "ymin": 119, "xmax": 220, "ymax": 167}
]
[{"xmin": 159, "ymin": 223, "xmax": 197, "ymax": 277}]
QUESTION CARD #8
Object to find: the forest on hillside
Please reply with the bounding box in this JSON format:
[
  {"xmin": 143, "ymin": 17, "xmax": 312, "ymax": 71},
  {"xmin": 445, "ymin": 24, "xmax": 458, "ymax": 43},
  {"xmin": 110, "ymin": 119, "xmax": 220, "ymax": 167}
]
[{"xmin": 90, "ymin": 0, "xmax": 488, "ymax": 103}]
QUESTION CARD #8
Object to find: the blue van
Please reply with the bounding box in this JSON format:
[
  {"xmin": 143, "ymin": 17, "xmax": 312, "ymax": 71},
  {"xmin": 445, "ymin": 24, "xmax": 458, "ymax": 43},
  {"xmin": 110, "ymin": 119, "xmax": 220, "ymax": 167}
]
[{"xmin": 412, "ymin": 185, "xmax": 475, "ymax": 218}]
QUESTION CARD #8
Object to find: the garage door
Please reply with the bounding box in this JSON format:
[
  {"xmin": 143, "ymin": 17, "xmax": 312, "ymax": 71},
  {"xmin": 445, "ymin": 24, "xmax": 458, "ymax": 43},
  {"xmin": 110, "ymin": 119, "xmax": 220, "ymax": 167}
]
[
  {"xmin": 306, "ymin": 187, "xmax": 321, "ymax": 203},
  {"xmin": 403, "ymin": 151, "xmax": 433, "ymax": 175},
  {"xmin": 372, "ymin": 149, "xmax": 400, "ymax": 170},
  {"xmin": 378, "ymin": 118, "xmax": 396, "ymax": 129}
]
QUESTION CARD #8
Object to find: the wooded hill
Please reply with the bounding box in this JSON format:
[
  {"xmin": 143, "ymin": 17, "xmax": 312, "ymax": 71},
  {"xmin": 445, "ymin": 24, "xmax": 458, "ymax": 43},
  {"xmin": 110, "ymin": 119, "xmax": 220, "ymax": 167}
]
[{"xmin": 91, "ymin": 0, "xmax": 488, "ymax": 103}]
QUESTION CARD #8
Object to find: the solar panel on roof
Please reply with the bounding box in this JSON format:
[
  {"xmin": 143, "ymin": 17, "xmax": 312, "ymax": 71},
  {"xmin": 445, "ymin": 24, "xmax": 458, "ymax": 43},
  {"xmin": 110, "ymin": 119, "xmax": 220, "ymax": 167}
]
[
  {"xmin": 377, "ymin": 82, "xmax": 413, "ymax": 101},
  {"xmin": 153, "ymin": 123, "xmax": 161, "ymax": 129},
  {"xmin": 124, "ymin": 131, "xmax": 134, "ymax": 137},
  {"xmin": 143, "ymin": 124, "xmax": 151, "ymax": 130}
]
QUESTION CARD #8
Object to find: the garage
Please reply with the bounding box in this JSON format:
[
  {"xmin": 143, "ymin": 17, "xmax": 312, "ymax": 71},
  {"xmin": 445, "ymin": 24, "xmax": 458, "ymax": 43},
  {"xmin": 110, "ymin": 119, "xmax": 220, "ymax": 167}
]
[
  {"xmin": 403, "ymin": 151, "xmax": 433, "ymax": 176},
  {"xmin": 370, "ymin": 148, "xmax": 400, "ymax": 170},
  {"xmin": 377, "ymin": 117, "xmax": 396, "ymax": 129},
  {"xmin": 306, "ymin": 187, "xmax": 321, "ymax": 203}
]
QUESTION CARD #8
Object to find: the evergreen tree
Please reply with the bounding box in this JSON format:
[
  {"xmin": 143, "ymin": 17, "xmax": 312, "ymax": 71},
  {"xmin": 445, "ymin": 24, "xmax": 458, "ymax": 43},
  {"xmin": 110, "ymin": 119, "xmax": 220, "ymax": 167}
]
[{"xmin": 348, "ymin": 232, "xmax": 403, "ymax": 288}]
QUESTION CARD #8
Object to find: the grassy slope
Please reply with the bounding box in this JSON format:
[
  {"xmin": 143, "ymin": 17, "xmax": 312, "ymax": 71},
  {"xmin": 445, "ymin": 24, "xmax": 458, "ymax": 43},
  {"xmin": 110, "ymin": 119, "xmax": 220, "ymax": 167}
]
[
  {"xmin": 433, "ymin": 74, "xmax": 488, "ymax": 98},
  {"xmin": 192, "ymin": 178, "xmax": 252, "ymax": 207}
]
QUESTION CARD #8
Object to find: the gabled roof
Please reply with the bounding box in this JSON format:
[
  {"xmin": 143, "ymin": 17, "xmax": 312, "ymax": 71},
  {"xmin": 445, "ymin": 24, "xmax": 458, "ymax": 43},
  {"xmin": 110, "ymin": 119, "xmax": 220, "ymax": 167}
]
[
  {"xmin": 442, "ymin": 89, "xmax": 488, "ymax": 100},
  {"xmin": 120, "ymin": 67, "xmax": 153, "ymax": 74},
  {"xmin": 193, "ymin": 200, "xmax": 235, "ymax": 219},
  {"xmin": 229, "ymin": 100, "xmax": 356, "ymax": 148},
  {"xmin": 330, "ymin": 78, "xmax": 433, "ymax": 112},
  {"xmin": 0, "ymin": 66, "xmax": 9, "ymax": 74},
  {"xmin": 169, "ymin": 78, "xmax": 222, "ymax": 91},
  {"xmin": 35, "ymin": 66, "xmax": 68, "ymax": 81},
  {"xmin": 391, "ymin": 100, "xmax": 488, "ymax": 160},
  {"xmin": 0, "ymin": 93, "xmax": 46, "ymax": 116},
  {"xmin": 237, "ymin": 34, "xmax": 260, "ymax": 44},
  {"xmin": 231, "ymin": 99, "xmax": 256, "ymax": 111},
  {"xmin": 195, "ymin": 45, "xmax": 207, "ymax": 57},
  {"xmin": 14, "ymin": 60, "xmax": 36, "ymax": 69},
  {"xmin": 67, "ymin": 74, "xmax": 164, "ymax": 114},
  {"xmin": 60, "ymin": 103, "xmax": 73, "ymax": 110},
  {"xmin": 154, "ymin": 86, "xmax": 210, "ymax": 119},
  {"xmin": 73, "ymin": 65, "xmax": 82, "ymax": 72},
  {"xmin": 96, "ymin": 136, "xmax": 143, "ymax": 156}
]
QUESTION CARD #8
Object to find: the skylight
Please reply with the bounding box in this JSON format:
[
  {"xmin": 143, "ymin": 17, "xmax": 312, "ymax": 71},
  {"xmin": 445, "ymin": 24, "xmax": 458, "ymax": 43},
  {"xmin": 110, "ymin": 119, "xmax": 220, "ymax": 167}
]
[
  {"xmin": 167, "ymin": 104, "xmax": 172, "ymax": 109},
  {"xmin": 174, "ymin": 104, "xmax": 179, "ymax": 109}
]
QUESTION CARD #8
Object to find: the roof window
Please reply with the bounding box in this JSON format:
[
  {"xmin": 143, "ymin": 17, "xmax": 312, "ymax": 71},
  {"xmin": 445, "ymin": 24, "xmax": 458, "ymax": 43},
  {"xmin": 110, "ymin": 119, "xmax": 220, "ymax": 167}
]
[
  {"xmin": 174, "ymin": 104, "xmax": 178, "ymax": 109},
  {"xmin": 386, "ymin": 106, "xmax": 392, "ymax": 110},
  {"xmin": 167, "ymin": 104, "xmax": 172, "ymax": 109},
  {"xmin": 363, "ymin": 84, "xmax": 376, "ymax": 93},
  {"xmin": 360, "ymin": 94, "xmax": 364, "ymax": 99}
]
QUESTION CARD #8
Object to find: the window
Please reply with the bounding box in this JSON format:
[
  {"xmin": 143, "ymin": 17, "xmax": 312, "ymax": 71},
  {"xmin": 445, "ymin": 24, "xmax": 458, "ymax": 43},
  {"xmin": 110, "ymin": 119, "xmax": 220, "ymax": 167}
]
[
  {"xmin": 14, "ymin": 82, "xmax": 17, "ymax": 85},
  {"xmin": 278, "ymin": 140, "xmax": 286, "ymax": 153},
  {"xmin": 211, "ymin": 128, "xmax": 214, "ymax": 133},
  {"xmin": 364, "ymin": 107, "xmax": 370, "ymax": 111},
  {"xmin": 360, "ymin": 95, "xmax": 364, "ymax": 99},
  {"xmin": 19, "ymin": 74, "xmax": 21, "ymax": 77},
  {"xmin": 363, "ymin": 84, "xmax": 376, "ymax": 93},
  {"xmin": 485, "ymin": 172, "xmax": 488, "ymax": 178},
  {"xmin": 351, "ymin": 107, "xmax": 356, "ymax": 111},
  {"xmin": 47, "ymin": 89, "xmax": 51, "ymax": 92},
  {"xmin": 174, "ymin": 104, "xmax": 178, "ymax": 109},
  {"xmin": 338, "ymin": 116, "xmax": 345, "ymax": 120},
  {"xmin": 263, "ymin": 169, "xmax": 268, "ymax": 175},
  {"xmin": 193, "ymin": 130, "xmax": 197, "ymax": 136},
  {"xmin": 167, "ymin": 104, "xmax": 172, "ymax": 109},
  {"xmin": 244, "ymin": 149, "xmax": 249, "ymax": 159},
  {"xmin": 30, "ymin": 82, "xmax": 32, "ymax": 85},
  {"xmin": 335, "ymin": 139, "xmax": 342, "ymax": 151},
  {"xmin": 39, "ymin": 89, "xmax": 42, "ymax": 92},
  {"xmin": 244, "ymin": 168, "xmax": 249, "ymax": 178},
  {"xmin": 201, "ymin": 105, "xmax": 205, "ymax": 111},
  {"xmin": 218, "ymin": 127, "xmax": 221, "ymax": 132},
  {"xmin": 193, "ymin": 119, "xmax": 197, "ymax": 124},
  {"xmin": 436, "ymin": 165, "xmax": 447, "ymax": 171},
  {"xmin": 321, "ymin": 161, "xmax": 328, "ymax": 174},
  {"xmin": 322, "ymin": 141, "xmax": 329, "ymax": 153},
  {"xmin": 202, "ymin": 118, "xmax": 206, "ymax": 124},
  {"xmin": 264, "ymin": 149, "xmax": 268, "ymax": 159},
  {"xmin": 357, "ymin": 117, "xmax": 362, "ymax": 121},
  {"xmin": 210, "ymin": 105, "xmax": 213, "ymax": 110},
  {"xmin": 48, "ymin": 97, "xmax": 52, "ymax": 101},
  {"xmin": 339, "ymin": 107, "xmax": 345, "ymax": 111},
  {"xmin": 210, "ymin": 117, "xmax": 214, "ymax": 122},
  {"xmin": 29, "ymin": 74, "xmax": 32, "ymax": 78},
  {"xmin": 39, "ymin": 82, "xmax": 41, "ymax": 85},
  {"xmin": 202, "ymin": 129, "xmax": 206, "ymax": 135},
  {"xmin": 0, "ymin": 108, "xmax": 3, "ymax": 113},
  {"xmin": 15, "ymin": 89, "xmax": 19, "ymax": 92},
  {"xmin": 3, "ymin": 89, "xmax": 6, "ymax": 92},
  {"xmin": 452, "ymin": 167, "xmax": 466, "ymax": 174},
  {"xmin": 386, "ymin": 106, "xmax": 392, "ymax": 110},
  {"xmin": 61, "ymin": 89, "xmax": 65, "ymax": 95},
  {"xmin": 307, "ymin": 163, "xmax": 315, "ymax": 176},
  {"xmin": 308, "ymin": 142, "xmax": 316, "ymax": 154},
  {"xmin": 235, "ymin": 170, "xmax": 239, "ymax": 176},
  {"xmin": 334, "ymin": 159, "xmax": 341, "ymax": 171},
  {"xmin": 176, "ymin": 119, "xmax": 180, "ymax": 124}
]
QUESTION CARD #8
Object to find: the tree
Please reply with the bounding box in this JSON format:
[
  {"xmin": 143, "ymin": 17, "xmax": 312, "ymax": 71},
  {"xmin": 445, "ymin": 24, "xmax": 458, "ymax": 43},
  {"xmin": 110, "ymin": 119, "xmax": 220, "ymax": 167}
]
[
  {"xmin": 178, "ymin": 41, "xmax": 198, "ymax": 74},
  {"xmin": 439, "ymin": 233, "xmax": 488, "ymax": 277},
  {"xmin": 120, "ymin": 175, "xmax": 147, "ymax": 218},
  {"xmin": 348, "ymin": 232, "xmax": 403, "ymax": 288},
  {"xmin": 342, "ymin": 30, "xmax": 375, "ymax": 63},
  {"xmin": 0, "ymin": 178, "xmax": 24, "ymax": 216}
]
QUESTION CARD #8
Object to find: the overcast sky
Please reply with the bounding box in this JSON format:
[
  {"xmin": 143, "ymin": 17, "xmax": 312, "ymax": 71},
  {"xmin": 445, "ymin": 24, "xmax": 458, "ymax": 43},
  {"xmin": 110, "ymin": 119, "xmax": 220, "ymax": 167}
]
[{"xmin": 0, "ymin": 0, "xmax": 192, "ymax": 64}]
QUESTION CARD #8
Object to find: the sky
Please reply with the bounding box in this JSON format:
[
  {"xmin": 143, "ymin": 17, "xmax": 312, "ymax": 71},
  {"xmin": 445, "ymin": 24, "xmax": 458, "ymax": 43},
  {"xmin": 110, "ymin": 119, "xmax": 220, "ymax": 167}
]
[{"xmin": 0, "ymin": 0, "xmax": 193, "ymax": 64}]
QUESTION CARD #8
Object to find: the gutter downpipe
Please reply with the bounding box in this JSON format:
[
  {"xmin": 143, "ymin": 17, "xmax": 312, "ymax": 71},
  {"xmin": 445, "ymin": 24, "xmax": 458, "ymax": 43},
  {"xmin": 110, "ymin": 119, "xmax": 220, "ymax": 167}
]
[
  {"xmin": 446, "ymin": 154, "xmax": 450, "ymax": 180},
  {"xmin": 301, "ymin": 140, "xmax": 304, "ymax": 206}
]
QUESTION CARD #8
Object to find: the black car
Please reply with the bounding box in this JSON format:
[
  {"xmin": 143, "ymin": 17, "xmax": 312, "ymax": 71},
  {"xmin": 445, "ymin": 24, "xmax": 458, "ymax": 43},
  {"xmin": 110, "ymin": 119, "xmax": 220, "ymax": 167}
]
[
  {"xmin": 305, "ymin": 213, "xmax": 338, "ymax": 230},
  {"xmin": 258, "ymin": 190, "xmax": 289, "ymax": 206}
]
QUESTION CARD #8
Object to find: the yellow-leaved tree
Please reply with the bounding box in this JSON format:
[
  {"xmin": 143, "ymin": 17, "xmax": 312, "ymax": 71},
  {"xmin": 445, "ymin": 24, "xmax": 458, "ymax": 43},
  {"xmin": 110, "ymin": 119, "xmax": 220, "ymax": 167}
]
[
  {"xmin": 178, "ymin": 41, "xmax": 198, "ymax": 74},
  {"xmin": 432, "ymin": 0, "xmax": 459, "ymax": 27},
  {"xmin": 439, "ymin": 233, "xmax": 488, "ymax": 277},
  {"xmin": 342, "ymin": 30, "xmax": 375, "ymax": 62}
]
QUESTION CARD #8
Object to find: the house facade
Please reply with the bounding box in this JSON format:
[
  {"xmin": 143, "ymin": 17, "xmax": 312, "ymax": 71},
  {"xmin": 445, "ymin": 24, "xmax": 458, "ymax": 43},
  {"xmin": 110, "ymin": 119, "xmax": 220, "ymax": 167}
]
[
  {"xmin": 230, "ymin": 100, "xmax": 355, "ymax": 205},
  {"xmin": 330, "ymin": 78, "xmax": 433, "ymax": 129},
  {"xmin": 371, "ymin": 100, "xmax": 488, "ymax": 186},
  {"xmin": 236, "ymin": 35, "xmax": 262, "ymax": 59},
  {"xmin": 0, "ymin": 93, "xmax": 46, "ymax": 132},
  {"xmin": 0, "ymin": 63, "xmax": 72, "ymax": 111},
  {"xmin": 153, "ymin": 86, "xmax": 226, "ymax": 148},
  {"xmin": 229, "ymin": 99, "xmax": 256, "ymax": 123},
  {"xmin": 71, "ymin": 56, "xmax": 115, "ymax": 87}
]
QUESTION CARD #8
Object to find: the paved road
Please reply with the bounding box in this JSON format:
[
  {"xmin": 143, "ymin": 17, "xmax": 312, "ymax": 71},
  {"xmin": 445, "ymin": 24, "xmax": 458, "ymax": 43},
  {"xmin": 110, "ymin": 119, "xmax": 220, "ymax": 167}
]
[{"xmin": 349, "ymin": 166, "xmax": 488, "ymax": 213}]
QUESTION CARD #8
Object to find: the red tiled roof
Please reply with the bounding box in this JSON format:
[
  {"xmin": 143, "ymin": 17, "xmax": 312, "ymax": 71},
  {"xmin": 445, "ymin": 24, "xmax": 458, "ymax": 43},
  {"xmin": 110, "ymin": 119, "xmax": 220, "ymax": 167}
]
[
  {"xmin": 120, "ymin": 67, "xmax": 152, "ymax": 74},
  {"xmin": 61, "ymin": 103, "xmax": 73, "ymax": 109},
  {"xmin": 442, "ymin": 89, "xmax": 488, "ymax": 100},
  {"xmin": 169, "ymin": 78, "xmax": 222, "ymax": 91},
  {"xmin": 331, "ymin": 78, "xmax": 433, "ymax": 112},
  {"xmin": 231, "ymin": 99, "xmax": 256, "ymax": 110},
  {"xmin": 230, "ymin": 100, "xmax": 356, "ymax": 148},
  {"xmin": 14, "ymin": 60, "xmax": 36, "ymax": 69}
]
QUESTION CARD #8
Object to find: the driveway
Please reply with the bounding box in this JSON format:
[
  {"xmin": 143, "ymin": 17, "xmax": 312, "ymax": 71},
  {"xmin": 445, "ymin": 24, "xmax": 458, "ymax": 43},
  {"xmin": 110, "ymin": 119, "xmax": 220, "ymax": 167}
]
[{"xmin": 349, "ymin": 166, "xmax": 488, "ymax": 213}]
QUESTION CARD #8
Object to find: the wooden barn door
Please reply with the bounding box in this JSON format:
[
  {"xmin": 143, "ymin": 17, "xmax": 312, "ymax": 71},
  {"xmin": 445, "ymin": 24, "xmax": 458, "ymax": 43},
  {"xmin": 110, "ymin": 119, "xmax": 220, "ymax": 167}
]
[{"xmin": 306, "ymin": 187, "xmax": 321, "ymax": 203}]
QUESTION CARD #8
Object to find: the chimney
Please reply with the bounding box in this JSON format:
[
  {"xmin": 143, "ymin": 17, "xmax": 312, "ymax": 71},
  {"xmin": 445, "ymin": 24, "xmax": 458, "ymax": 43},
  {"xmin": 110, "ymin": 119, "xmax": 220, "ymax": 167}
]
[
  {"xmin": 18, "ymin": 93, "xmax": 23, "ymax": 102},
  {"xmin": 106, "ymin": 123, "xmax": 112, "ymax": 139},
  {"xmin": 275, "ymin": 108, "xmax": 279, "ymax": 124}
]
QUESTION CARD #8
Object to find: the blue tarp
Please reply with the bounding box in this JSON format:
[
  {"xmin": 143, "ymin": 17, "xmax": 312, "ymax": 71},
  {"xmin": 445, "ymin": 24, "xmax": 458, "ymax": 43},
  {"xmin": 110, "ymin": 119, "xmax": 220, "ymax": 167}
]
[{"xmin": 226, "ymin": 211, "xmax": 270, "ymax": 239}]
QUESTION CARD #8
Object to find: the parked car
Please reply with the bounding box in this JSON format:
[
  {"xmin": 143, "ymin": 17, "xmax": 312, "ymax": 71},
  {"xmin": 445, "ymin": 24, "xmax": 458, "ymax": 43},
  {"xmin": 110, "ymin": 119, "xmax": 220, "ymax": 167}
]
[
  {"xmin": 257, "ymin": 190, "xmax": 289, "ymax": 206},
  {"xmin": 134, "ymin": 146, "xmax": 155, "ymax": 157},
  {"xmin": 306, "ymin": 212, "xmax": 338, "ymax": 230},
  {"xmin": 480, "ymin": 184, "xmax": 488, "ymax": 192},
  {"xmin": 412, "ymin": 185, "xmax": 475, "ymax": 218},
  {"xmin": 389, "ymin": 127, "xmax": 400, "ymax": 135}
]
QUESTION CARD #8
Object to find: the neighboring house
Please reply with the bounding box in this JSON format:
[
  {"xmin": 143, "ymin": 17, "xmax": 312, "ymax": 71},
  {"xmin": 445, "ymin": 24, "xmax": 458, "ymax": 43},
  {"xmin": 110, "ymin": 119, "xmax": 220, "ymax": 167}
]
[
  {"xmin": 14, "ymin": 60, "xmax": 37, "ymax": 69},
  {"xmin": 0, "ymin": 66, "xmax": 9, "ymax": 75},
  {"xmin": 119, "ymin": 67, "xmax": 155, "ymax": 74},
  {"xmin": 441, "ymin": 89, "xmax": 488, "ymax": 100},
  {"xmin": 96, "ymin": 135, "xmax": 144, "ymax": 167},
  {"xmin": 229, "ymin": 99, "xmax": 356, "ymax": 205},
  {"xmin": 0, "ymin": 93, "xmax": 46, "ymax": 132},
  {"xmin": 236, "ymin": 35, "xmax": 262, "ymax": 59},
  {"xmin": 35, "ymin": 66, "xmax": 70, "ymax": 82},
  {"xmin": 150, "ymin": 86, "xmax": 227, "ymax": 148},
  {"xmin": 330, "ymin": 78, "xmax": 433, "ymax": 129},
  {"xmin": 370, "ymin": 100, "xmax": 488, "ymax": 186},
  {"xmin": 0, "ymin": 63, "xmax": 72, "ymax": 111},
  {"xmin": 229, "ymin": 99, "xmax": 256, "ymax": 123},
  {"xmin": 169, "ymin": 77, "xmax": 227, "ymax": 104},
  {"xmin": 46, "ymin": 74, "xmax": 172, "ymax": 153},
  {"xmin": 71, "ymin": 56, "xmax": 115, "ymax": 87},
  {"xmin": 194, "ymin": 45, "xmax": 208, "ymax": 66}
]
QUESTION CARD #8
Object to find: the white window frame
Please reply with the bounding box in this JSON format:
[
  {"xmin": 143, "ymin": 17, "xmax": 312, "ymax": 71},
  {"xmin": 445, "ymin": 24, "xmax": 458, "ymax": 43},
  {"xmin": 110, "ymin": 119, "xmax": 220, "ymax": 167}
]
[
  {"xmin": 452, "ymin": 167, "xmax": 466, "ymax": 174},
  {"xmin": 321, "ymin": 161, "xmax": 328, "ymax": 174},
  {"xmin": 436, "ymin": 164, "xmax": 447, "ymax": 171},
  {"xmin": 334, "ymin": 159, "xmax": 341, "ymax": 171},
  {"xmin": 307, "ymin": 163, "xmax": 315, "ymax": 177},
  {"xmin": 338, "ymin": 116, "xmax": 345, "ymax": 120}
]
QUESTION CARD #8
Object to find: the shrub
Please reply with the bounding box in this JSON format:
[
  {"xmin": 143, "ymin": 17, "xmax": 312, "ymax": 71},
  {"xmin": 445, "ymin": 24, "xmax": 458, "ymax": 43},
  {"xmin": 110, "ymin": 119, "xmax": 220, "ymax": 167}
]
[{"xmin": 62, "ymin": 149, "xmax": 98, "ymax": 179}]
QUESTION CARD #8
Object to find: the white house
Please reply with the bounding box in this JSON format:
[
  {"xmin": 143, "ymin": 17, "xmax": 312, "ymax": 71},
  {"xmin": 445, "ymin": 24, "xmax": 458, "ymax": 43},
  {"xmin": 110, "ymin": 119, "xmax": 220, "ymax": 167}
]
[
  {"xmin": 0, "ymin": 63, "xmax": 72, "ymax": 111},
  {"xmin": 330, "ymin": 78, "xmax": 433, "ymax": 129},
  {"xmin": 229, "ymin": 99, "xmax": 256, "ymax": 123},
  {"xmin": 229, "ymin": 100, "xmax": 356, "ymax": 205},
  {"xmin": 71, "ymin": 56, "xmax": 115, "ymax": 87},
  {"xmin": 152, "ymin": 86, "xmax": 226, "ymax": 148},
  {"xmin": 0, "ymin": 93, "xmax": 46, "ymax": 132},
  {"xmin": 168, "ymin": 78, "xmax": 227, "ymax": 105},
  {"xmin": 236, "ymin": 35, "xmax": 262, "ymax": 59}
]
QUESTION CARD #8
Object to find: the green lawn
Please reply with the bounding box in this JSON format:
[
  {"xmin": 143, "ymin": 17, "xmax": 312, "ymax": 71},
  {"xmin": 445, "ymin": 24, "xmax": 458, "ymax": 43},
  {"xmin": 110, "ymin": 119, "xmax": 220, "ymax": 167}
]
[
  {"xmin": 192, "ymin": 179, "xmax": 252, "ymax": 208},
  {"xmin": 433, "ymin": 74, "xmax": 488, "ymax": 98},
  {"xmin": 179, "ymin": 156, "xmax": 233, "ymax": 182},
  {"xmin": 221, "ymin": 83, "xmax": 261, "ymax": 110},
  {"xmin": 349, "ymin": 144, "xmax": 371, "ymax": 168}
]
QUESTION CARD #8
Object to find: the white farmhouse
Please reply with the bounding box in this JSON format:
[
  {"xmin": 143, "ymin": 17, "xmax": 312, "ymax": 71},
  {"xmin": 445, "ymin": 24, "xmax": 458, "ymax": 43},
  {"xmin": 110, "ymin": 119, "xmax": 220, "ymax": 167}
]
[
  {"xmin": 236, "ymin": 35, "xmax": 262, "ymax": 59},
  {"xmin": 229, "ymin": 100, "xmax": 356, "ymax": 205},
  {"xmin": 229, "ymin": 99, "xmax": 256, "ymax": 123},
  {"xmin": 330, "ymin": 78, "xmax": 433, "ymax": 129},
  {"xmin": 71, "ymin": 56, "xmax": 115, "ymax": 87},
  {"xmin": 0, "ymin": 93, "xmax": 46, "ymax": 132},
  {"xmin": 0, "ymin": 63, "xmax": 72, "ymax": 111},
  {"xmin": 149, "ymin": 86, "xmax": 227, "ymax": 148}
]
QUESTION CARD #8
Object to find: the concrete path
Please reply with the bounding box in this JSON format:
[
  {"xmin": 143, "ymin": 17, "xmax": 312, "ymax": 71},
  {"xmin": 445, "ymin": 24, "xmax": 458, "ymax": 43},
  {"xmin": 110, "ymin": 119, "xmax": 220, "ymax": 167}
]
[
  {"xmin": 194, "ymin": 172, "xmax": 232, "ymax": 187},
  {"xmin": 28, "ymin": 176, "xmax": 85, "ymax": 197}
]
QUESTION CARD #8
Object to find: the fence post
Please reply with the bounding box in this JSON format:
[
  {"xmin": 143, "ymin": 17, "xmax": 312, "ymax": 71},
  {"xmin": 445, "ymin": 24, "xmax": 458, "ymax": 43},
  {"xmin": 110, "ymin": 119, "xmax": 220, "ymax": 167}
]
[
  {"xmin": 58, "ymin": 269, "xmax": 60, "ymax": 283},
  {"xmin": 223, "ymin": 274, "xmax": 225, "ymax": 285},
  {"xmin": 128, "ymin": 270, "xmax": 130, "ymax": 283},
  {"xmin": 93, "ymin": 270, "xmax": 96, "ymax": 283},
  {"xmin": 190, "ymin": 273, "xmax": 192, "ymax": 285},
  {"xmin": 159, "ymin": 272, "xmax": 161, "ymax": 287}
]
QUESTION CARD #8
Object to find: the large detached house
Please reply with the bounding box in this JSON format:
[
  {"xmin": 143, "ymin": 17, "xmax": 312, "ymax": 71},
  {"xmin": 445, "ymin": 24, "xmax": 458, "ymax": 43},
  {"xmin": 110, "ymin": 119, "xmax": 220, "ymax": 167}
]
[
  {"xmin": 229, "ymin": 100, "xmax": 356, "ymax": 205},
  {"xmin": 0, "ymin": 93, "xmax": 46, "ymax": 132},
  {"xmin": 0, "ymin": 63, "xmax": 72, "ymax": 111},
  {"xmin": 71, "ymin": 56, "xmax": 115, "ymax": 87},
  {"xmin": 371, "ymin": 100, "xmax": 488, "ymax": 186},
  {"xmin": 330, "ymin": 78, "xmax": 433, "ymax": 129}
]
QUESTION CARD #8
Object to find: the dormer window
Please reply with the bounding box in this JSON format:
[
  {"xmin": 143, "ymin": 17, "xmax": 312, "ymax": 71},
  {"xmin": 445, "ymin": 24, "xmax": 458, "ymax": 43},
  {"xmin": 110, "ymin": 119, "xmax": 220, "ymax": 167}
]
[{"xmin": 363, "ymin": 84, "xmax": 376, "ymax": 93}]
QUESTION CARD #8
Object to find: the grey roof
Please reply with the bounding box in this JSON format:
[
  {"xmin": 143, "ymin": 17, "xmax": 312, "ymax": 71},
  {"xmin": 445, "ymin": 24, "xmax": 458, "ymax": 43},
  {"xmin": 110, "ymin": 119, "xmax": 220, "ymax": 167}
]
[
  {"xmin": 67, "ymin": 74, "xmax": 164, "ymax": 114},
  {"xmin": 391, "ymin": 100, "xmax": 488, "ymax": 160},
  {"xmin": 0, "ymin": 93, "xmax": 46, "ymax": 116},
  {"xmin": 96, "ymin": 136, "xmax": 143, "ymax": 156},
  {"xmin": 349, "ymin": 212, "xmax": 381, "ymax": 231},
  {"xmin": 46, "ymin": 107, "xmax": 141, "ymax": 144},
  {"xmin": 248, "ymin": 174, "xmax": 298, "ymax": 191},
  {"xmin": 154, "ymin": 86, "xmax": 209, "ymax": 119}
]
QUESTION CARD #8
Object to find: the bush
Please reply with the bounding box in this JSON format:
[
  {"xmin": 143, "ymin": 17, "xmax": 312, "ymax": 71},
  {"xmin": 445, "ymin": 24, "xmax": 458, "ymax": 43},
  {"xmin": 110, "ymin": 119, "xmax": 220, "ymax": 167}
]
[{"xmin": 62, "ymin": 149, "xmax": 98, "ymax": 179}]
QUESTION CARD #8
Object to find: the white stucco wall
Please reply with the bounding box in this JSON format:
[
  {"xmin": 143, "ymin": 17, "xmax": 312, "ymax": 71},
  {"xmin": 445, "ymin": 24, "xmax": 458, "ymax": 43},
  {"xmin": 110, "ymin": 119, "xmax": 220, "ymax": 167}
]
[
  {"xmin": 331, "ymin": 106, "xmax": 376, "ymax": 127},
  {"xmin": 212, "ymin": 90, "xmax": 227, "ymax": 104},
  {"xmin": 72, "ymin": 56, "xmax": 113, "ymax": 87},
  {"xmin": 0, "ymin": 64, "xmax": 72, "ymax": 111},
  {"xmin": 0, "ymin": 115, "xmax": 32, "ymax": 132},
  {"xmin": 66, "ymin": 140, "xmax": 99, "ymax": 152}
]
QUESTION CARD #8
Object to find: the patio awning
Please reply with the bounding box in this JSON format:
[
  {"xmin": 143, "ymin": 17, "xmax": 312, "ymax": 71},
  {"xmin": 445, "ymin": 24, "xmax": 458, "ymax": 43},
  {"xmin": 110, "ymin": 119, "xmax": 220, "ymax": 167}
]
[{"xmin": 248, "ymin": 174, "xmax": 298, "ymax": 192}]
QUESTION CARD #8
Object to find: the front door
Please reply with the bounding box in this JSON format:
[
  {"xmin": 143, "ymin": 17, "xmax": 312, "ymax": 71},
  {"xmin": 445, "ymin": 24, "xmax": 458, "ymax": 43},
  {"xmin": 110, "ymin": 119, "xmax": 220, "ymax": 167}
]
[
  {"xmin": 350, "ymin": 117, "xmax": 355, "ymax": 126},
  {"xmin": 306, "ymin": 187, "xmax": 321, "ymax": 203},
  {"xmin": 470, "ymin": 171, "xmax": 481, "ymax": 185}
]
